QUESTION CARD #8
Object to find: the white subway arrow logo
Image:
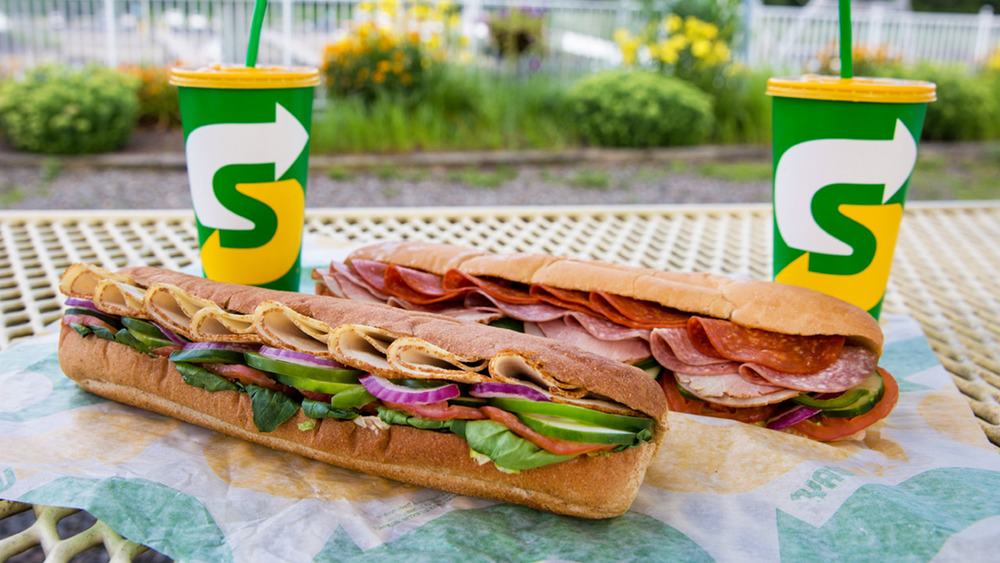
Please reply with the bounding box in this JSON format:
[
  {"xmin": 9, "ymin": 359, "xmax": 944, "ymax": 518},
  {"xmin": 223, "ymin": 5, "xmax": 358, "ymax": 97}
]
[
  {"xmin": 774, "ymin": 119, "xmax": 917, "ymax": 256},
  {"xmin": 185, "ymin": 102, "xmax": 309, "ymax": 231}
]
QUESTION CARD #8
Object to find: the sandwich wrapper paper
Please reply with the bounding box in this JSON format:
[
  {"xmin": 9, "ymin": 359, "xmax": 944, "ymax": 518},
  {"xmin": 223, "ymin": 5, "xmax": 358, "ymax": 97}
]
[{"xmin": 2, "ymin": 241, "xmax": 1000, "ymax": 561}]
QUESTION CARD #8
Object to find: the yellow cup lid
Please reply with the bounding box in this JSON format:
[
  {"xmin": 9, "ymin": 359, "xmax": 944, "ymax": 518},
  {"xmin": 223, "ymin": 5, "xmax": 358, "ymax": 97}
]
[
  {"xmin": 169, "ymin": 63, "xmax": 319, "ymax": 89},
  {"xmin": 766, "ymin": 75, "xmax": 936, "ymax": 104}
]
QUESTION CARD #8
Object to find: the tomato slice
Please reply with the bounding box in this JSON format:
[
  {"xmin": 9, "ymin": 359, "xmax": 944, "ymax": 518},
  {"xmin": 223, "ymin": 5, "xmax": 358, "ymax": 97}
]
[
  {"xmin": 791, "ymin": 368, "xmax": 899, "ymax": 441},
  {"xmin": 480, "ymin": 406, "xmax": 617, "ymax": 456},
  {"xmin": 384, "ymin": 401, "xmax": 488, "ymax": 421},
  {"xmin": 658, "ymin": 373, "xmax": 778, "ymax": 424}
]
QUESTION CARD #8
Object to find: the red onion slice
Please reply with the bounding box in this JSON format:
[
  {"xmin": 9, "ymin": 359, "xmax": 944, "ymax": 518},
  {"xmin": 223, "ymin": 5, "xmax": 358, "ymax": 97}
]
[
  {"xmin": 767, "ymin": 405, "xmax": 821, "ymax": 430},
  {"xmin": 469, "ymin": 381, "xmax": 551, "ymax": 402},
  {"xmin": 65, "ymin": 297, "xmax": 104, "ymax": 313},
  {"xmin": 183, "ymin": 341, "xmax": 260, "ymax": 352},
  {"xmin": 360, "ymin": 374, "xmax": 460, "ymax": 405},
  {"xmin": 151, "ymin": 322, "xmax": 188, "ymax": 347},
  {"xmin": 258, "ymin": 346, "xmax": 345, "ymax": 368}
]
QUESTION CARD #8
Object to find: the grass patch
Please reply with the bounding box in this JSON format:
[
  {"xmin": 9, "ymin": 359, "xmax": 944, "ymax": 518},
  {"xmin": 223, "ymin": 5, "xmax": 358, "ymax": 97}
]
[
  {"xmin": 566, "ymin": 167, "xmax": 611, "ymax": 190},
  {"xmin": 908, "ymin": 150, "xmax": 1000, "ymax": 200},
  {"xmin": 326, "ymin": 166, "xmax": 354, "ymax": 181},
  {"xmin": 311, "ymin": 68, "xmax": 577, "ymax": 154},
  {"xmin": 447, "ymin": 166, "xmax": 517, "ymax": 189},
  {"xmin": 0, "ymin": 183, "xmax": 25, "ymax": 205},
  {"xmin": 695, "ymin": 160, "xmax": 772, "ymax": 183}
]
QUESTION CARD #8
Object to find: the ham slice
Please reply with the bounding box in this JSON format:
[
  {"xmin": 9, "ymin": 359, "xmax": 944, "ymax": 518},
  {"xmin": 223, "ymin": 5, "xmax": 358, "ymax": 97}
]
[
  {"xmin": 383, "ymin": 264, "xmax": 470, "ymax": 305},
  {"xmin": 538, "ymin": 316, "xmax": 651, "ymax": 363},
  {"xmin": 314, "ymin": 262, "xmax": 391, "ymax": 303},
  {"xmin": 649, "ymin": 328, "xmax": 740, "ymax": 375},
  {"xmin": 675, "ymin": 372, "xmax": 801, "ymax": 407},
  {"xmin": 443, "ymin": 270, "xmax": 538, "ymax": 304}
]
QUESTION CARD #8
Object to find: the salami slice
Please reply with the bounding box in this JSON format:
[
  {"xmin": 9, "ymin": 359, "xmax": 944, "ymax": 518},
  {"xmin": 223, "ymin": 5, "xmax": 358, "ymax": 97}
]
[
  {"xmin": 740, "ymin": 345, "xmax": 877, "ymax": 393},
  {"xmin": 349, "ymin": 259, "xmax": 391, "ymax": 293},
  {"xmin": 383, "ymin": 264, "xmax": 469, "ymax": 305},
  {"xmin": 649, "ymin": 329, "xmax": 741, "ymax": 375},
  {"xmin": 589, "ymin": 291, "xmax": 690, "ymax": 329},
  {"xmin": 690, "ymin": 317, "xmax": 845, "ymax": 374},
  {"xmin": 530, "ymin": 284, "xmax": 595, "ymax": 315},
  {"xmin": 443, "ymin": 270, "xmax": 538, "ymax": 304},
  {"xmin": 317, "ymin": 262, "xmax": 391, "ymax": 303}
]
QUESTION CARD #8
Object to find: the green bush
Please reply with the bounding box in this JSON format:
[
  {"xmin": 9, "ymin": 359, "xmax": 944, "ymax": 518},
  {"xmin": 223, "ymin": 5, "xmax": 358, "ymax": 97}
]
[
  {"xmin": 0, "ymin": 64, "xmax": 140, "ymax": 154},
  {"xmin": 875, "ymin": 63, "xmax": 1000, "ymax": 141},
  {"xmin": 566, "ymin": 70, "xmax": 713, "ymax": 147}
]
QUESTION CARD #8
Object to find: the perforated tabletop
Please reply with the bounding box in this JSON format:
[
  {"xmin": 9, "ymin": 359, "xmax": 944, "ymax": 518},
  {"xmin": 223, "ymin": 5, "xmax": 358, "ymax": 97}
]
[{"xmin": 2, "ymin": 203, "xmax": 999, "ymax": 449}]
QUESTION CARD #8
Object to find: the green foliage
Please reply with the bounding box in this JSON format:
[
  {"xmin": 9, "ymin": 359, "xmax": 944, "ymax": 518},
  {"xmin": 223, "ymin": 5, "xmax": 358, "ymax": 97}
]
[
  {"xmin": 0, "ymin": 64, "xmax": 139, "ymax": 154},
  {"xmin": 566, "ymin": 70, "xmax": 713, "ymax": 148},
  {"xmin": 311, "ymin": 66, "xmax": 576, "ymax": 153},
  {"xmin": 708, "ymin": 66, "xmax": 772, "ymax": 144},
  {"xmin": 887, "ymin": 63, "xmax": 1000, "ymax": 141},
  {"xmin": 121, "ymin": 64, "xmax": 182, "ymax": 130}
]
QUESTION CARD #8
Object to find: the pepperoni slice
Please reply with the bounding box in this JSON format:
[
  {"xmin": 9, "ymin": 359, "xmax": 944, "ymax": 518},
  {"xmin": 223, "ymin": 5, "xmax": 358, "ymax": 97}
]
[
  {"xmin": 480, "ymin": 406, "xmax": 616, "ymax": 456},
  {"xmin": 349, "ymin": 259, "xmax": 391, "ymax": 293},
  {"xmin": 689, "ymin": 317, "xmax": 845, "ymax": 374},
  {"xmin": 589, "ymin": 291, "xmax": 690, "ymax": 329},
  {"xmin": 443, "ymin": 270, "xmax": 538, "ymax": 304},
  {"xmin": 530, "ymin": 285, "xmax": 595, "ymax": 315},
  {"xmin": 383, "ymin": 265, "xmax": 468, "ymax": 305}
]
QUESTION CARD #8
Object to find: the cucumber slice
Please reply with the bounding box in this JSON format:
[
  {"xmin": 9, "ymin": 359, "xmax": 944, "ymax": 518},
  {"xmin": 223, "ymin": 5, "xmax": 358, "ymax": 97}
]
[
  {"xmin": 633, "ymin": 357, "xmax": 663, "ymax": 378},
  {"xmin": 488, "ymin": 317, "xmax": 525, "ymax": 333},
  {"xmin": 450, "ymin": 396, "xmax": 488, "ymax": 408},
  {"xmin": 169, "ymin": 348, "xmax": 245, "ymax": 364},
  {"xmin": 488, "ymin": 397, "xmax": 653, "ymax": 433},
  {"xmin": 245, "ymin": 351, "xmax": 362, "ymax": 388},
  {"xmin": 122, "ymin": 318, "xmax": 174, "ymax": 348},
  {"xmin": 806, "ymin": 371, "xmax": 885, "ymax": 419},
  {"xmin": 518, "ymin": 413, "xmax": 638, "ymax": 445}
]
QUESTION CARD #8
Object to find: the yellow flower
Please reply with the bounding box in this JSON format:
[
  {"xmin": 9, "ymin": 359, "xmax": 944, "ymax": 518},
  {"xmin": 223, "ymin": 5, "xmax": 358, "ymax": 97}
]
[
  {"xmin": 376, "ymin": 59, "xmax": 391, "ymax": 73},
  {"xmin": 667, "ymin": 34, "xmax": 688, "ymax": 52},
  {"xmin": 713, "ymin": 41, "xmax": 731, "ymax": 63},
  {"xmin": 373, "ymin": 70, "xmax": 385, "ymax": 84},
  {"xmin": 658, "ymin": 41, "xmax": 679, "ymax": 65},
  {"xmin": 691, "ymin": 39, "xmax": 711, "ymax": 59},
  {"xmin": 665, "ymin": 14, "xmax": 683, "ymax": 34}
]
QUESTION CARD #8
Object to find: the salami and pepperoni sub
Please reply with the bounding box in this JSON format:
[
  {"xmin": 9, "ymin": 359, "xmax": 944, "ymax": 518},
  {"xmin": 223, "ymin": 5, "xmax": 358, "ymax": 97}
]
[
  {"xmin": 313, "ymin": 241, "xmax": 898, "ymax": 441},
  {"xmin": 56, "ymin": 264, "xmax": 666, "ymax": 519}
]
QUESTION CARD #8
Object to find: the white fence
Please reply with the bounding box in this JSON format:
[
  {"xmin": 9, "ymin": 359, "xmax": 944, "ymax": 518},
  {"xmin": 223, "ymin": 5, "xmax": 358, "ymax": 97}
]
[
  {"xmin": 0, "ymin": 0, "xmax": 997, "ymax": 75},
  {"xmin": 747, "ymin": 2, "xmax": 1000, "ymax": 71}
]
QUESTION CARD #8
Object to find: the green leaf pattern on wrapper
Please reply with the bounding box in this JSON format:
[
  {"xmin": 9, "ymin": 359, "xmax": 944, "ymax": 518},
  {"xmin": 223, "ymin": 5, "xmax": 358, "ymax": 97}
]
[
  {"xmin": 314, "ymin": 504, "xmax": 713, "ymax": 562},
  {"xmin": 0, "ymin": 340, "xmax": 104, "ymax": 423},
  {"xmin": 20, "ymin": 476, "xmax": 232, "ymax": 562},
  {"xmin": 777, "ymin": 467, "xmax": 1000, "ymax": 560}
]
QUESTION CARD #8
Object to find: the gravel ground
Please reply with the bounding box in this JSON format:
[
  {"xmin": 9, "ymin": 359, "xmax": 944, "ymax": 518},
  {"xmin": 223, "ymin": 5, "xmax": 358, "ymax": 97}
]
[
  {"xmin": 0, "ymin": 162, "xmax": 773, "ymax": 210},
  {"xmin": 0, "ymin": 130, "xmax": 774, "ymax": 211}
]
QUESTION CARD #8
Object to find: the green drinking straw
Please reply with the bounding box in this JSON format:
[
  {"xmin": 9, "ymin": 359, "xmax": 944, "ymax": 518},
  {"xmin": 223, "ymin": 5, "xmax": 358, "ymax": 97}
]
[
  {"xmin": 839, "ymin": 0, "xmax": 853, "ymax": 79},
  {"xmin": 246, "ymin": 0, "xmax": 268, "ymax": 67}
]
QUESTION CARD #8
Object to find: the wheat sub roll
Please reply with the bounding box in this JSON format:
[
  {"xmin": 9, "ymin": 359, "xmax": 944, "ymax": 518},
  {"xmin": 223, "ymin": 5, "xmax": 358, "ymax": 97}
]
[{"xmin": 58, "ymin": 264, "xmax": 666, "ymax": 519}]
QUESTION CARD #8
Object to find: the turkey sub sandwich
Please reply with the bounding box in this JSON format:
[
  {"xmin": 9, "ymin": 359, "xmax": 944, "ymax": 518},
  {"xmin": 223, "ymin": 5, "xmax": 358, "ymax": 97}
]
[
  {"xmin": 57, "ymin": 264, "xmax": 666, "ymax": 519},
  {"xmin": 313, "ymin": 241, "xmax": 897, "ymax": 441}
]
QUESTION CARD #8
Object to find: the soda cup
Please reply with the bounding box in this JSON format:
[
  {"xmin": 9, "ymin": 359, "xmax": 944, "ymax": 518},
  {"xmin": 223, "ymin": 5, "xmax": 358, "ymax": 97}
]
[
  {"xmin": 767, "ymin": 75, "xmax": 936, "ymax": 319},
  {"xmin": 169, "ymin": 64, "xmax": 319, "ymax": 291}
]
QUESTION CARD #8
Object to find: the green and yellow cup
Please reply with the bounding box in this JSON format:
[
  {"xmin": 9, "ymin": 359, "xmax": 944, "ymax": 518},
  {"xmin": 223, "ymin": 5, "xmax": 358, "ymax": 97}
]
[
  {"xmin": 767, "ymin": 75, "xmax": 936, "ymax": 319},
  {"xmin": 169, "ymin": 64, "xmax": 319, "ymax": 291}
]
